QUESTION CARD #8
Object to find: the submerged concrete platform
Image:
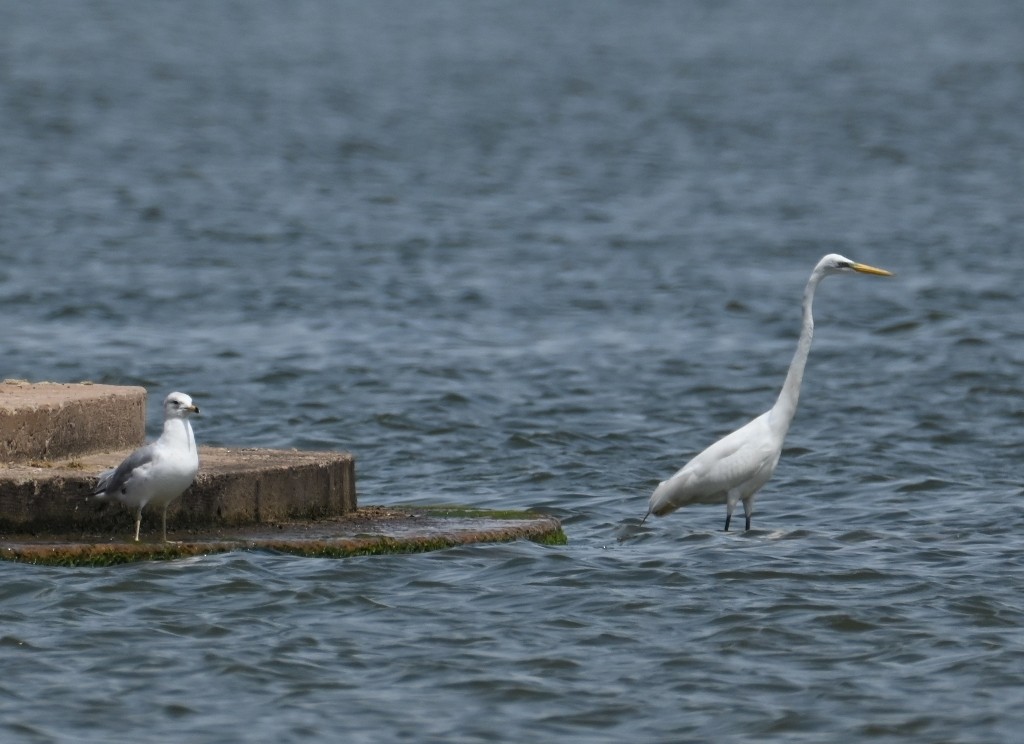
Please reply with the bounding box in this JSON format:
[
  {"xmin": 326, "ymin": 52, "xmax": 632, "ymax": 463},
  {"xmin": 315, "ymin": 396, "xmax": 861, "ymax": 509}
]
[
  {"xmin": 0, "ymin": 506, "xmax": 566, "ymax": 566},
  {"xmin": 0, "ymin": 381, "xmax": 565, "ymax": 563}
]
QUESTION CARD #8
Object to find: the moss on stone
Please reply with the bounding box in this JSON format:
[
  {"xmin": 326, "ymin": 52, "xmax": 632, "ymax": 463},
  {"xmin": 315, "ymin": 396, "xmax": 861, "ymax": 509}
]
[{"xmin": 0, "ymin": 505, "xmax": 565, "ymax": 566}]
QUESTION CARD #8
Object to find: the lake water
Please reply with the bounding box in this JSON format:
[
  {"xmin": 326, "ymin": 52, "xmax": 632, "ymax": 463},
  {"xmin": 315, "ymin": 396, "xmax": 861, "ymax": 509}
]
[{"xmin": 1, "ymin": 1, "xmax": 1023, "ymax": 741}]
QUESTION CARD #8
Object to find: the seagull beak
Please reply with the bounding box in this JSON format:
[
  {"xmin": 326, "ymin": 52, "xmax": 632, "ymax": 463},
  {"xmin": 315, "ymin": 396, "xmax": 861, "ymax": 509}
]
[
  {"xmin": 188, "ymin": 404, "xmax": 200, "ymax": 414},
  {"xmin": 851, "ymin": 262, "xmax": 893, "ymax": 277}
]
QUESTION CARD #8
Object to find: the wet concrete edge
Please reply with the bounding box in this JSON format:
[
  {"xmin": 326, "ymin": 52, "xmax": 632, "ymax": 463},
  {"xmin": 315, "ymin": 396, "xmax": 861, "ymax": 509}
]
[{"xmin": 0, "ymin": 506, "xmax": 567, "ymax": 566}]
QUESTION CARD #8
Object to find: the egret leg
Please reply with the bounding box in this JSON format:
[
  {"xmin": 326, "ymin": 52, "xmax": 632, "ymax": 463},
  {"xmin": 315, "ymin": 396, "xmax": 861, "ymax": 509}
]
[
  {"xmin": 745, "ymin": 515, "xmax": 751, "ymax": 531},
  {"xmin": 133, "ymin": 507, "xmax": 142, "ymax": 542},
  {"xmin": 743, "ymin": 499, "xmax": 754, "ymax": 532},
  {"xmin": 725, "ymin": 491, "xmax": 741, "ymax": 532}
]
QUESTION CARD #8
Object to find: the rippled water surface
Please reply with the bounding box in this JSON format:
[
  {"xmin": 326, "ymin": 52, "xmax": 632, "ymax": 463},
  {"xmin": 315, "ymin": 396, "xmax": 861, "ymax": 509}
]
[{"xmin": 2, "ymin": 1, "xmax": 1023, "ymax": 741}]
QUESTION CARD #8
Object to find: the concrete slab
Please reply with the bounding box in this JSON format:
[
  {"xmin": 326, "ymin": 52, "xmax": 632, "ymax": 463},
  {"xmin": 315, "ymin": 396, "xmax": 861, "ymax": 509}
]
[
  {"xmin": 0, "ymin": 447, "xmax": 356, "ymax": 537},
  {"xmin": 0, "ymin": 381, "xmax": 565, "ymax": 564},
  {"xmin": 0, "ymin": 380, "xmax": 146, "ymax": 462},
  {"xmin": 0, "ymin": 506, "xmax": 566, "ymax": 565}
]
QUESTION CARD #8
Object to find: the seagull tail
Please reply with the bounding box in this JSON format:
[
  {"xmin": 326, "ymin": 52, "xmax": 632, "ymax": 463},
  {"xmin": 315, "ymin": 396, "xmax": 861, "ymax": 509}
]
[{"xmin": 90, "ymin": 468, "xmax": 117, "ymax": 499}]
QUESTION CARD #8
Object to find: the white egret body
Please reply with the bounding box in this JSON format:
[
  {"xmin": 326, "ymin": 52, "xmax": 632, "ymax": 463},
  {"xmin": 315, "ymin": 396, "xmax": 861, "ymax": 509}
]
[
  {"xmin": 644, "ymin": 254, "xmax": 892, "ymax": 531},
  {"xmin": 92, "ymin": 392, "xmax": 200, "ymax": 542}
]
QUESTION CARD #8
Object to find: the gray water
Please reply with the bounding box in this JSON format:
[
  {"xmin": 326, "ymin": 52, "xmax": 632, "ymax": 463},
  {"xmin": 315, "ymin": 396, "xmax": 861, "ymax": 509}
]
[{"xmin": 2, "ymin": 1, "xmax": 1023, "ymax": 741}]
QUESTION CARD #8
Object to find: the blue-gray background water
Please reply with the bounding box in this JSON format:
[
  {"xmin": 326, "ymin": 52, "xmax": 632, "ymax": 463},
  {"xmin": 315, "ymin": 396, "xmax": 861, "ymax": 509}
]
[{"xmin": 2, "ymin": 1, "xmax": 1022, "ymax": 741}]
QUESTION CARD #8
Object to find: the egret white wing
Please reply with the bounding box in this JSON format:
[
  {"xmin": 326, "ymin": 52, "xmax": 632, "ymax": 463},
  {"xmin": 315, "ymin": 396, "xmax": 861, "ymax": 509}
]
[{"xmin": 649, "ymin": 412, "xmax": 780, "ymax": 515}]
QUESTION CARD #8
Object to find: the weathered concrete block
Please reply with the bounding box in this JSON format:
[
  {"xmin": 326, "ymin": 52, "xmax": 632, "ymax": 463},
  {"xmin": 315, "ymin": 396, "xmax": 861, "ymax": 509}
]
[
  {"xmin": 0, "ymin": 381, "xmax": 146, "ymax": 463},
  {"xmin": 181, "ymin": 448, "xmax": 357, "ymax": 527},
  {"xmin": 0, "ymin": 447, "xmax": 356, "ymax": 536}
]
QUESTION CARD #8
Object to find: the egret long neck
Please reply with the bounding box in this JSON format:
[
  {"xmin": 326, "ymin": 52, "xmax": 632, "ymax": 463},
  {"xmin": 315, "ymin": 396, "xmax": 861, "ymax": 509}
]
[{"xmin": 770, "ymin": 272, "xmax": 821, "ymax": 436}]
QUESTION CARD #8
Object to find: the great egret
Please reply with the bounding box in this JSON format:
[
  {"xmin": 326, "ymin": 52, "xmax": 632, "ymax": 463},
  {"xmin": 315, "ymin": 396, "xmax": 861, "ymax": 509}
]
[
  {"xmin": 643, "ymin": 254, "xmax": 892, "ymax": 531},
  {"xmin": 92, "ymin": 392, "xmax": 200, "ymax": 542}
]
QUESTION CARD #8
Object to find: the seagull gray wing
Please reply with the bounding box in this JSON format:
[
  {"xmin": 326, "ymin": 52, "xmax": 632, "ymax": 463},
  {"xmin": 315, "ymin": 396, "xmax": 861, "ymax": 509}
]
[{"xmin": 93, "ymin": 444, "xmax": 156, "ymax": 498}]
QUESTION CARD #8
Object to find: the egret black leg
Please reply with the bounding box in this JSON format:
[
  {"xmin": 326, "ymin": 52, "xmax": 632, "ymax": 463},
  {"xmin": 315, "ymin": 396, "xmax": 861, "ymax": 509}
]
[
  {"xmin": 724, "ymin": 514, "xmax": 732, "ymax": 532},
  {"xmin": 745, "ymin": 515, "xmax": 751, "ymax": 531}
]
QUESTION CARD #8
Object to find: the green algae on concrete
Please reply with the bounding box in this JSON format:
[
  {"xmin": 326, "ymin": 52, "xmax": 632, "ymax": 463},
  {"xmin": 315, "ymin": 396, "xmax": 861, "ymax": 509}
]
[{"xmin": 0, "ymin": 506, "xmax": 566, "ymax": 566}]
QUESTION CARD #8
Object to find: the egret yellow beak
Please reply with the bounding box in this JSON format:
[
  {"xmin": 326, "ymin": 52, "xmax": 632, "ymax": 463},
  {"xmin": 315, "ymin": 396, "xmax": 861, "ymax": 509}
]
[{"xmin": 851, "ymin": 262, "xmax": 893, "ymax": 277}]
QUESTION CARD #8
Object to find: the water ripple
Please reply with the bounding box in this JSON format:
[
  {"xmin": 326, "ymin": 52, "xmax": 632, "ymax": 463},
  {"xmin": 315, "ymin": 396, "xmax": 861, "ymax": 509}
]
[{"xmin": 3, "ymin": 1, "xmax": 1024, "ymax": 742}]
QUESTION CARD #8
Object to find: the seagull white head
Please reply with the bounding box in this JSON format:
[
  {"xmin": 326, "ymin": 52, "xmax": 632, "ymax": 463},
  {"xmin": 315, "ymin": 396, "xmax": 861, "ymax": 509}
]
[{"xmin": 164, "ymin": 392, "xmax": 200, "ymax": 417}]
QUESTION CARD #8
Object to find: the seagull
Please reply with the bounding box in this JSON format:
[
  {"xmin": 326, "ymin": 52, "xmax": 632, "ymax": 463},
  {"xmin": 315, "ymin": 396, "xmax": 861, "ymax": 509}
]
[{"xmin": 92, "ymin": 392, "xmax": 200, "ymax": 542}]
